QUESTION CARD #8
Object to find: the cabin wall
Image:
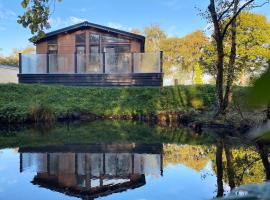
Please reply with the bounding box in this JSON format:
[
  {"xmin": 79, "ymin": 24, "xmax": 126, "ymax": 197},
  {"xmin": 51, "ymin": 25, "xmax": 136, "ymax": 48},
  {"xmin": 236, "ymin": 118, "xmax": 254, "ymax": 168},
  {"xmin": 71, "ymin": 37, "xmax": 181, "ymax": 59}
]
[
  {"xmin": 36, "ymin": 41, "xmax": 48, "ymax": 54},
  {"xmin": 35, "ymin": 28, "xmax": 143, "ymax": 55}
]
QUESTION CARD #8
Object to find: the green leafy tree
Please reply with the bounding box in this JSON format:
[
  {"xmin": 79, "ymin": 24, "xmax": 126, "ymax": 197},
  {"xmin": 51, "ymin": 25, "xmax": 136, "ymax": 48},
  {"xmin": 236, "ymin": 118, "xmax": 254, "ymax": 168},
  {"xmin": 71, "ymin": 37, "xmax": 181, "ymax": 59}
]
[
  {"xmin": 202, "ymin": 0, "xmax": 269, "ymax": 115},
  {"xmin": 202, "ymin": 12, "xmax": 270, "ymax": 85},
  {"xmin": 144, "ymin": 24, "xmax": 167, "ymax": 52},
  {"xmin": 18, "ymin": 0, "xmax": 62, "ymax": 42},
  {"xmin": 194, "ymin": 63, "xmax": 204, "ymax": 84},
  {"xmin": 161, "ymin": 31, "xmax": 209, "ymax": 84}
]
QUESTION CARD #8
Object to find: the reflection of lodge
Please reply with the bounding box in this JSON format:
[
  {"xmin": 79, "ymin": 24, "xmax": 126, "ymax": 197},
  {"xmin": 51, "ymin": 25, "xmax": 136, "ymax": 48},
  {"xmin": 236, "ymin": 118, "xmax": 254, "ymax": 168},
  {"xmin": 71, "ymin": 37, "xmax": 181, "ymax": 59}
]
[{"xmin": 19, "ymin": 143, "xmax": 163, "ymax": 199}]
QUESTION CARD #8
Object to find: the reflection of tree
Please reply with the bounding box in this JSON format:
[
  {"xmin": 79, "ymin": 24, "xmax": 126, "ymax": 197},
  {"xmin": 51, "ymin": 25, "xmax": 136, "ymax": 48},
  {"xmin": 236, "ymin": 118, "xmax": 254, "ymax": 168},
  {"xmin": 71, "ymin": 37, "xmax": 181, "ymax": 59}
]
[
  {"xmin": 257, "ymin": 142, "xmax": 270, "ymax": 180},
  {"xmin": 163, "ymin": 144, "xmax": 209, "ymax": 172},
  {"xmin": 209, "ymin": 136, "xmax": 270, "ymax": 197},
  {"xmin": 223, "ymin": 138, "xmax": 236, "ymax": 189},
  {"xmin": 216, "ymin": 139, "xmax": 224, "ymax": 197}
]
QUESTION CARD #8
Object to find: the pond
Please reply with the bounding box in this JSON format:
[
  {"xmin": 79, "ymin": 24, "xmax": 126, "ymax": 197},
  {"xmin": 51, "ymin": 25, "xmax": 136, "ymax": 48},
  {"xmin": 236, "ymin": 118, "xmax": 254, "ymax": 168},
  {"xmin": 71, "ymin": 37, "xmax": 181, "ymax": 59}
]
[{"xmin": 0, "ymin": 120, "xmax": 269, "ymax": 200}]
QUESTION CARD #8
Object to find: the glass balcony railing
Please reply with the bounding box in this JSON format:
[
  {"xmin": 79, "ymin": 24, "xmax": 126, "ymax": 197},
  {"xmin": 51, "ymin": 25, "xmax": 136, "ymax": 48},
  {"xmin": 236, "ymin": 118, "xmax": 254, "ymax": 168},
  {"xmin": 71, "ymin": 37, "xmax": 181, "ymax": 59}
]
[{"xmin": 19, "ymin": 52, "xmax": 163, "ymax": 74}]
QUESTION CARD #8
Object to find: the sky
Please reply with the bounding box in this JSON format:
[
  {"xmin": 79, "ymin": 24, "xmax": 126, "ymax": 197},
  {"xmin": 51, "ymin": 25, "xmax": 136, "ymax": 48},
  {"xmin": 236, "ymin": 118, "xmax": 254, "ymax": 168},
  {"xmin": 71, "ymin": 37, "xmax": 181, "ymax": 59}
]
[{"xmin": 0, "ymin": 0, "xmax": 269, "ymax": 55}]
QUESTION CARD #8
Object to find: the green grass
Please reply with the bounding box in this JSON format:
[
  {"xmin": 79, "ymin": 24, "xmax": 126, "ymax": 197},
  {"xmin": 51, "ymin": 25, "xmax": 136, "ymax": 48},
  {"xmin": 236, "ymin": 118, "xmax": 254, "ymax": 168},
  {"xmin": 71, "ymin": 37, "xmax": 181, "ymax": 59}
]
[{"xmin": 0, "ymin": 84, "xmax": 217, "ymax": 123}]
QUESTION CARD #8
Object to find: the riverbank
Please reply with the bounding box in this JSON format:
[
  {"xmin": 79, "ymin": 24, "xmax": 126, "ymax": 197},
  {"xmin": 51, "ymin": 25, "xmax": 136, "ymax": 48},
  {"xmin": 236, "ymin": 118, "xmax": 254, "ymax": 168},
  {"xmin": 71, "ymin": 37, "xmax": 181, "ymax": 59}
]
[{"xmin": 0, "ymin": 84, "xmax": 264, "ymax": 131}]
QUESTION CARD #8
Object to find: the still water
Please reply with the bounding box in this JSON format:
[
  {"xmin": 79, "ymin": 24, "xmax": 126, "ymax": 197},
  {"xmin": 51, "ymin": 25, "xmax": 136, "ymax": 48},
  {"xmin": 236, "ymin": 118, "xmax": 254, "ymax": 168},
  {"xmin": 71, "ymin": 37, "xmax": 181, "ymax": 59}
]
[{"xmin": 0, "ymin": 121, "xmax": 269, "ymax": 200}]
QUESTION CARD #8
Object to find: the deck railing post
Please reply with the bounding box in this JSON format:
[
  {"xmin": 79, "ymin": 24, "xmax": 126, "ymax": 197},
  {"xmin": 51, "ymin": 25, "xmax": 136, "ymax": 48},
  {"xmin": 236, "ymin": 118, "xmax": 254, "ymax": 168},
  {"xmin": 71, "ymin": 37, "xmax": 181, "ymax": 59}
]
[
  {"xmin": 19, "ymin": 53, "xmax": 22, "ymax": 74},
  {"xmin": 160, "ymin": 51, "xmax": 163, "ymax": 73},
  {"xmin": 46, "ymin": 53, "xmax": 50, "ymax": 74},
  {"xmin": 102, "ymin": 52, "xmax": 106, "ymax": 74},
  {"xmin": 131, "ymin": 52, "xmax": 134, "ymax": 74},
  {"xmin": 74, "ymin": 53, "xmax": 78, "ymax": 74}
]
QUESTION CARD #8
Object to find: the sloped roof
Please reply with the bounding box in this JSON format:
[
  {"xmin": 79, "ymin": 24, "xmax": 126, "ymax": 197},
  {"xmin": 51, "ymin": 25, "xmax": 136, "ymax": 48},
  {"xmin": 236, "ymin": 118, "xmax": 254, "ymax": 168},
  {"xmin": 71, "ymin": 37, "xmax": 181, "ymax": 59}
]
[{"xmin": 35, "ymin": 21, "xmax": 145, "ymax": 44}]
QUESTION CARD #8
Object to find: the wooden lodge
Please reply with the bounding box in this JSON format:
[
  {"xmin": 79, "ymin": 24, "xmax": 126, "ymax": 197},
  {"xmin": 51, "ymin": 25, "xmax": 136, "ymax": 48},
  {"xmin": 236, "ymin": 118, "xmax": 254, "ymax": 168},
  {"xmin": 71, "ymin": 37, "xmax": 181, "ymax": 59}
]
[
  {"xmin": 18, "ymin": 21, "xmax": 163, "ymax": 86},
  {"xmin": 19, "ymin": 143, "xmax": 163, "ymax": 199}
]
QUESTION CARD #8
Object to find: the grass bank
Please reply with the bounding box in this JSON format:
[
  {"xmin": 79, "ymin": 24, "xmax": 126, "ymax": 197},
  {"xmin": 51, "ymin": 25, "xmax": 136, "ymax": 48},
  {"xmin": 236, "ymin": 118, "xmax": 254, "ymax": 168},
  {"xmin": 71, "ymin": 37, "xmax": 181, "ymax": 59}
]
[{"xmin": 0, "ymin": 84, "xmax": 217, "ymax": 123}]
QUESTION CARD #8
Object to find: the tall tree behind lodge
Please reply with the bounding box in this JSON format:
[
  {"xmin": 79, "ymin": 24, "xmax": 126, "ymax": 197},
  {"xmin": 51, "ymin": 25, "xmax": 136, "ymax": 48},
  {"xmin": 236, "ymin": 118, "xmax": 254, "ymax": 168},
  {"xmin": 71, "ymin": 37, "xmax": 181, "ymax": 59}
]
[{"xmin": 205, "ymin": 0, "xmax": 269, "ymax": 115}]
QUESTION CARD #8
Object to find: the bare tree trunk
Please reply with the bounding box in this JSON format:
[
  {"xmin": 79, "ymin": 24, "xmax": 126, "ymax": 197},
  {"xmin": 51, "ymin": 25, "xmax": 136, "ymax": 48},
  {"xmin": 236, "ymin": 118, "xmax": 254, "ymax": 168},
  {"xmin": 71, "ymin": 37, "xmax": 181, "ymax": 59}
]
[
  {"xmin": 222, "ymin": 0, "xmax": 239, "ymax": 112},
  {"xmin": 223, "ymin": 139, "xmax": 236, "ymax": 189},
  {"xmin": 208, "ymin": 0, "xmax": 225, "ymax": 113},
  {"xmin": 216, "ymin": 44, "xmax": 225, "ymax": 113},
  {"xmin": 257, "ymin": 142, "xmax": 270, "ymax": 180},
  {"xmin": 216, "ymin": 139, "xmax": 224, "ymax": 197}
]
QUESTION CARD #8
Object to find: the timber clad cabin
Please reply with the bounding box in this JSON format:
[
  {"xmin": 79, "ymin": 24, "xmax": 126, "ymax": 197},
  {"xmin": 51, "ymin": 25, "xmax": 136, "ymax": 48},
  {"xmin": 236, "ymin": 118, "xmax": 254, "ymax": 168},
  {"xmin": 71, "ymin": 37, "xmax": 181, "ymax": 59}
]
[
  {"xmin": 18, "ymin": 21, "xmax": 163, "ymax": 86},
  {"xmin": 19, "ymin": 143, "xmax": 163, "ymax": 199}
]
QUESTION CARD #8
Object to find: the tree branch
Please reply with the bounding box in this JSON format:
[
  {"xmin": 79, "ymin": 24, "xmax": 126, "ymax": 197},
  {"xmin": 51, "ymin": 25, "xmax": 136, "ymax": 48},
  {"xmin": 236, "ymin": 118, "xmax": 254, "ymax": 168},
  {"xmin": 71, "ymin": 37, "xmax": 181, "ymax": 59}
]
[
  {"xmin": 218, "ymin": 0, "xmax": 236, "ymax": 21},
  {"xmin": 222, "ymin": 0, "xmax": 255, "ymax": 38}
]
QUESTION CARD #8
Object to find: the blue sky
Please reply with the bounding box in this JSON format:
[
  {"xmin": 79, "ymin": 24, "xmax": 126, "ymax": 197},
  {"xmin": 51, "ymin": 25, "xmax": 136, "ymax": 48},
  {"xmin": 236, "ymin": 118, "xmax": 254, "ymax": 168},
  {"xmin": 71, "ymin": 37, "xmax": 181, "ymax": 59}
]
[{"xmin": 0, "ymin": 0, "xmax": 269, "ymax": 55}]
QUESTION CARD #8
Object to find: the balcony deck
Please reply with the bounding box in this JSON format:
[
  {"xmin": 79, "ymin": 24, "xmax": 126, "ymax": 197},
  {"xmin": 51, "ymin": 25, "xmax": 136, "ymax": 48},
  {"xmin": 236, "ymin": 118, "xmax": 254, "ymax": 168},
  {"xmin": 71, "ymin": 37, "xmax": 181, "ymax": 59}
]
[{"xmin": 18, "ymin": 52, "xmax": 163, "ymax": 86}]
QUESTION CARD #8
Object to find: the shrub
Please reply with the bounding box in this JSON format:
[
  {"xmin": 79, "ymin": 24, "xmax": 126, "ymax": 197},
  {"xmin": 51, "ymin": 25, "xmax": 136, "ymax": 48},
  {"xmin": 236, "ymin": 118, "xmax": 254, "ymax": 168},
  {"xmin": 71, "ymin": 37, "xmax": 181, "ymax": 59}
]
[
  {"xmin": 0, "ymin": 103, "xmax": 28, "ymax": 123},
  {"xmin": 29, "ymin": 103, "xmax": 55, "ymax": 123}
]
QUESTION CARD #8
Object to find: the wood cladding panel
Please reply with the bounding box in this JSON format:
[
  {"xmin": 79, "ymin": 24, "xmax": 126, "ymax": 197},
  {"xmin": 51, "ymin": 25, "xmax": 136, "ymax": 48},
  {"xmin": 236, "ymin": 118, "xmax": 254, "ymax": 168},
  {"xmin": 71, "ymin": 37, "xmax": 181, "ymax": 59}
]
[
  {"xmin": 36, "ymin": 41, "xmax": 48, "ymax": 54},
  {"xmin": 18, "ymin": 73, "xmax": 163, "ymax": 86},
  {"xmin": 36, "ymin": 28, "xmax": 143, "ymax": 55}
]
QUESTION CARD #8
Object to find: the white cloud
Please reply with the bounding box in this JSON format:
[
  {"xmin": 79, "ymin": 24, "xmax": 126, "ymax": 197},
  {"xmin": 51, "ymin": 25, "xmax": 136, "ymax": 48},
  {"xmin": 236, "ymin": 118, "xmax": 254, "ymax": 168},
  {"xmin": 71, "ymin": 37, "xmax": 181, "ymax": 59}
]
[
  {"xmin": 49, "ymin": 16, "xmax": 86, "ymax": 30},
  {"xmin": 107, "ymin": 22, "xmax": 132, "ymax": 31},
  {"xmin": 0, "ymin": 4, "xmax": 16, "ymax": 31},
  {"xmin": 0, "ymin": 5, "xmax": 16, "ymax": 21},
  {"xmin": 69, "ymin": 16, "xmax": 86, "ymax": 24}
]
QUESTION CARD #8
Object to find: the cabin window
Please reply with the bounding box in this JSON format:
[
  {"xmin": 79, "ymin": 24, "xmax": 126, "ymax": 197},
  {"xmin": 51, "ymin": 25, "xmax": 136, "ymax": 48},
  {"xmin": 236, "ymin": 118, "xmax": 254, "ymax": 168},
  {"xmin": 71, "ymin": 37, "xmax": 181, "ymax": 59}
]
[
  {"xmin": 115, "ymin": 45, "xmax": 130, "ymax": 53},
  {"xmin": 90, "ymin": 46, "xmax": 100, "ymax": 54},
  {"xmin": 47, "ymin": 38, "xmax": 58, "ymax": 54},
  {"xmin": 90, "ymin": 33, "xmax": 100, "ymax": 44},
  {"xmin": 104, "ymin": 45, "xmax": 130, "ymax": 53},
  {"xmin": 76, "ymin": 32, "xmax": 86, "ymax": 57},
  {"xmin": 101, "ymin": 35, "xmax": 129, "ymax": 43},
  {"xmin": 48, "ymin": 45, "xmax": 58, "ymax": 54},
  {"xmin": 89, "ymin": 33, "xmax": 131, "ymax": 53},
  {"xmin": 75, "ymin": 33, "xmax": 86, "ymax": 45}
]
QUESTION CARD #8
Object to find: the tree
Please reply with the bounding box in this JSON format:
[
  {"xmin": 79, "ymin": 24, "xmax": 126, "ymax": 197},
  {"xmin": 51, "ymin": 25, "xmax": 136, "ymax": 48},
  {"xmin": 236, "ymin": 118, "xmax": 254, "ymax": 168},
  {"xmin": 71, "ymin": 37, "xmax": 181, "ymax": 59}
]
[
  {"xmin": 203, "ymin": 0, "xmax": 269, "ymax": 115},
  {"xmin": 161, "ymin": 31, "xmax": 209, "ymax": 84},
  {"xmin": 144, "ymin": 25, "xmax": 167, "ymax": 52},
  {"xmin": 202, "ymin": 12, "xmax": 270, "ymax": 85},
  {"xmin": 130, "ymin": 28, "xmax": 142, "ymax": 35},
  {"xmin": 18, "ymin": 0, "xmax": 62, "ymax": 42}
]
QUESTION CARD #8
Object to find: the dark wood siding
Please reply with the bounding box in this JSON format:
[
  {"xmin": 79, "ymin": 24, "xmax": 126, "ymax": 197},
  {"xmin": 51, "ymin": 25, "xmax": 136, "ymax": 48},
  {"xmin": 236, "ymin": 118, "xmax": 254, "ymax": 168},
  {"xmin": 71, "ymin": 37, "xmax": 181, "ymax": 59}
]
[{"xmin": 18, "ymin": 73, "xmax": 163, "ymax": 86}]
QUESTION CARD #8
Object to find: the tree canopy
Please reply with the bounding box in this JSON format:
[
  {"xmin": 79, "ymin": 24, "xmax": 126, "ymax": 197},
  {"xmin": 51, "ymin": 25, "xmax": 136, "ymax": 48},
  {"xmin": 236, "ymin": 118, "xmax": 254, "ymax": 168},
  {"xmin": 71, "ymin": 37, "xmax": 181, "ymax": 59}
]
[
  {"xmin": 18, "ymin": 0, "xmax": 62, "ymax": 42},
  {"xmin": 202, "ymin": 12, "xmax": 270, "ymax": 85}
]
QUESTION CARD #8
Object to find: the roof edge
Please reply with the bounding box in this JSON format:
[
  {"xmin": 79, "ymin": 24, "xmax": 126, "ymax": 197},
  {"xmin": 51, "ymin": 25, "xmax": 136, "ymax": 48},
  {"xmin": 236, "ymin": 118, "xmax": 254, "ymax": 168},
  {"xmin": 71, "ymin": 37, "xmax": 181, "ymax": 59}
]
[{"xmin": 34, "ymin": 21, "xmax": 145, "ymax": 44}]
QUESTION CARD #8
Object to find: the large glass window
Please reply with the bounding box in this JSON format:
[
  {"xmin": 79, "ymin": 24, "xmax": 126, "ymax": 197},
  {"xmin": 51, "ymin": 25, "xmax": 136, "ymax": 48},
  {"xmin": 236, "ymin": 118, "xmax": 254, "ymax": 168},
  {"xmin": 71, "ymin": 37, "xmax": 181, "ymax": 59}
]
[
  {"xmin": 76, "ymin": 33, "xmax": 86, "ymax": 45},
  {"xmin": 89, "ymin": 33, "xmax": 131, "ymax": 54},
  {"xmin": 48, "ymin": 45, "xmax": 58, "ymax": 54},
  {"xmin": 103, "ymin": 45, "xmax": 130, "ymax": 53},
  {"xmin": 90, "ymin": 46, "xmax": 100, "ymax": 53},
  {"xmin": 101, "ymin": 35, "xmax": 130, "ymax": 43},
  {"xmin": 90, "ymin": 33, "xmax": 100, "ymax": 44},
  {"xmin": 76, "ymin": 46, "xmax": 86, "ymax": 54}
]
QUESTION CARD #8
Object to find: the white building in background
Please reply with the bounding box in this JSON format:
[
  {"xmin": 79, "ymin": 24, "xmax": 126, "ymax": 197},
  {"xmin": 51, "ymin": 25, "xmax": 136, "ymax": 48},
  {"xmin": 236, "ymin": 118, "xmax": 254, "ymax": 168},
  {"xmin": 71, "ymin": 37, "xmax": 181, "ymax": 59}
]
[
  {"xmin": 0, "ymin": 65, "xmax": 18, "ymax": 83},
  {"xmin": 163, "ymin": 65, "xmax": 214, "ymax": 86}
]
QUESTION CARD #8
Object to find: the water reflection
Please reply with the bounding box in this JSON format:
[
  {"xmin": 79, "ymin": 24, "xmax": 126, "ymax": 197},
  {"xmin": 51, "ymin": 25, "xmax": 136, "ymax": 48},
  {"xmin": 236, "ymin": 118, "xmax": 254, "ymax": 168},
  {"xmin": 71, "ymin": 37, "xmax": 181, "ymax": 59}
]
[
  {"xmin": 0, "ymin": 121, "xmax": 269, "ymax": 200},
  {"xmin": 214, "ymin": 137, "xmax": 270, "ymax": 197},
  {"xmin": 19, "ymin": 143, "xmax": 163, "ymax": 199}
]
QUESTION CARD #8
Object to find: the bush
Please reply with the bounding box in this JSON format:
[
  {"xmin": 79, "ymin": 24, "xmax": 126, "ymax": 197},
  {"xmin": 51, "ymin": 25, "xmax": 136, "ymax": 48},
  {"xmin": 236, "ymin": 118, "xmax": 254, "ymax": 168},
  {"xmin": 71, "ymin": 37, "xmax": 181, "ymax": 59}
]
[
  {"xmin": 0, "ymin": 102, "xmax": 28, "ymax": 123},
  {"xmin": 29, "ymin": 103, "xmax": 55, "ymax": 123}
]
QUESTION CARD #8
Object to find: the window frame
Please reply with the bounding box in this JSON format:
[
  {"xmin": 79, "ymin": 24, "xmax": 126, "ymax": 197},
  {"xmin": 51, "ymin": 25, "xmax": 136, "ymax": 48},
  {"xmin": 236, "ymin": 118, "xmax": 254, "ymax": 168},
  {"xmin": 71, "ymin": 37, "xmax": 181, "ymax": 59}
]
[{"xmin": 89, "ymin": 32, "xmax": 131, "ymax": 53}]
